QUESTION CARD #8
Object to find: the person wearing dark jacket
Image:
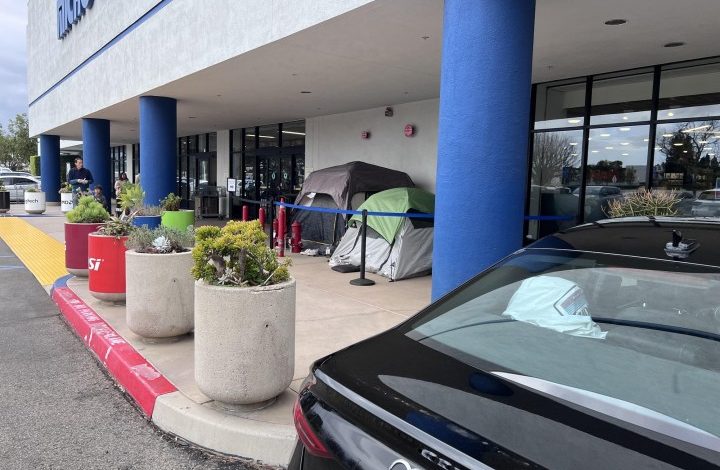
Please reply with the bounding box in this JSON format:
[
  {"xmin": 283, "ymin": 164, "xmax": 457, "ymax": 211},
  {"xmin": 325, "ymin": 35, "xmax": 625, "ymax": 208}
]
[{"xmin": 67, "ymin": 157, "xmax": 94, "ymax": 193}]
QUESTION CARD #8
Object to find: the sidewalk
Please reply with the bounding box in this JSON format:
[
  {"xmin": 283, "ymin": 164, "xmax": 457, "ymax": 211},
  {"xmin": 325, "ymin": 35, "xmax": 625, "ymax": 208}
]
[{"xmin": 1, "ymin": 207, "xmax": 432, "ymax": 466}]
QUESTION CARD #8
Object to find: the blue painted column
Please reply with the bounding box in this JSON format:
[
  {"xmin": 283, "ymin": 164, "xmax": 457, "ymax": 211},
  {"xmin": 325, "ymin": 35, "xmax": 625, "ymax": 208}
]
[
  {"xmin": 39, "ymin": 135, "xmax": 61, "ymax": 203},
  {"xmin": 432, "ymin": 0, "xmax": 536, "ymax": 300},
  {"xmin": 139, "ymin": 96, "xmax": 177, "ymax": 206},
  {"xmin": 82, "ymin": 118, "xmax": 111, "ymax": 199}
]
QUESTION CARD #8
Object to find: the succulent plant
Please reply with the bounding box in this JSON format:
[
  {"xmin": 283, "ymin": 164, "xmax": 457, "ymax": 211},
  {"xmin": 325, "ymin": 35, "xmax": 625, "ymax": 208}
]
[
  {"xmin": 161, "ymin": 193, "xmax": 182, "ymax": 212},
  {"xmin": 66, "ymin": 196, "xmax": 110, "ymax": 223},
  {"xmin": 59, "ymin": 183, "xmax": 73, "ymax": 194},
  {"xmin": 96, "ymin": 214, "xmax": 135, "ymax": 237},
  {"xmin": 192, "ymin": 220, "xmax": 290, "ymax": 287},
  {"xmin": 126, "ymin": 225, "xmax": 194, "ymax": 254}
]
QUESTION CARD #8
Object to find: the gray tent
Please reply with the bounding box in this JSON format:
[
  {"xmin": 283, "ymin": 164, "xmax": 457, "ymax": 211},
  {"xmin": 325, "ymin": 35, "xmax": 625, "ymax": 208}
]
[
  {"xmin": 329, "ymin": 188, "xmax": 434, "ymax": 281},
  {"xmin": 293, "ymin": 162, "xmax": 415, "ymax": 247}
]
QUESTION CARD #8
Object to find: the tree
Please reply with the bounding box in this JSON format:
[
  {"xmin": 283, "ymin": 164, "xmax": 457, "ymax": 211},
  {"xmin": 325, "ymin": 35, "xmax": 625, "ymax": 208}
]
[
  {"xmin": 532, "ymin": 133, "xmax": 580, "ymax": 187},
  {"xmin": 0, "ymin": 114, "xmax": 37, "ymax": 171},
  {"xmin": 656, "ymin": 120, "xmax": 720, "ymax": 189}
]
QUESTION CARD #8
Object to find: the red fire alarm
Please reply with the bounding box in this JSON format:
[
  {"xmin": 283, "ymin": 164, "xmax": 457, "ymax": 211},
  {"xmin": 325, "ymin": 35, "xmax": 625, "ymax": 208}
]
[
  {"xmin": 404, "ymin": 124, "xmax": 415, "ymax": 137},
  {"xmin": 361, "ymin": 131, "xmax": 370, "ymax": 139}
]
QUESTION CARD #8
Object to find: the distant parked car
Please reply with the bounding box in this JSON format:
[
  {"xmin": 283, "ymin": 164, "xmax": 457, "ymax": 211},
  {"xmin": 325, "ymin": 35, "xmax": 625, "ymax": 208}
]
[
  {"xmin": 0, "ymin": 175, "xmax": 41, "ymax": 202},
  {"xmin": 691, "ymin": 189, "xmax": 720, "ymax": 217},
  {"xmin": 574, "ymin": 185, "xmax": 624, "ymax": 221}
]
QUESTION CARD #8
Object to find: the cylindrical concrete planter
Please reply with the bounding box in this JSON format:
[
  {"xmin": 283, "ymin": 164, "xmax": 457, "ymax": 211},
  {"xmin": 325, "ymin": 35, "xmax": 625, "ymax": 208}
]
[
  {"xmin": 133, "ymin": 215, "xmax": 162, "ymax": 229},
  {"xmin": 88, "ymin": 233, "xmax": 128, "ymax": 302},
  {"xmin": 126, "ymin": 250, "xmax": 194, "ymax": 338},
  {"xmin": 161, "ymin": 210, "xmax": 195, "ymax": 231},
  {"xmin": 24, "ymin": 191, "xmax": 46, "ymax": 214},
  {"xmin": 0, "ymin": 191, "xmax": 9, "ymax": 213},
  {"xmin": 195, "ymin": 279, "xmax": 296, "ymax": 405},
  {"xmin": 60, "ymin": 192, "xmax": 74, "ymax": 212},
  {"xmin": 65, "ymin": 222, "xmax": 104, "ymax": 276}
]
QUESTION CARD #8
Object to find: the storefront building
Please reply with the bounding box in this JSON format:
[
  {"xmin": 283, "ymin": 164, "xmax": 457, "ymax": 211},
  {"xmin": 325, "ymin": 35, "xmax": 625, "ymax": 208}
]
[{"xmin": 28, "ymin": 0, "xmax": 720, "ymax": 298}]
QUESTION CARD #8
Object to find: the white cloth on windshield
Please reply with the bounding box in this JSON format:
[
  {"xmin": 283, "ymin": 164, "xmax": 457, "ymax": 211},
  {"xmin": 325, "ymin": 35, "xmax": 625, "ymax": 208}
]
[{"xmin": 502, "ymin": 276, "xmax": 607, "ymax": 339}]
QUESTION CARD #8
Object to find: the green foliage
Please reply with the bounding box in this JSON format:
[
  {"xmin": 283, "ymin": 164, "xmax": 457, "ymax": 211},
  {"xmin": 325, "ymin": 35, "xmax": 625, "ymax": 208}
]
[
  {"xmin": 607, "ymin": 188, "xmax": 680, "ymax": 218},
  {"xmin": 25, "ymin": 187, "xmax": 39, "ymax": 193},
  {"xmin": 59, "ymin": 183, "xmax": 73, "ymax": 193},
  {"xmin": 30, "ymin": 155, "xmax": 40, "ymax": 176},
  {"xmin": 161, "ymin": 193, "xmax": 182, "ymax": 211},
  {"xmin": 192, "ymin": 220, "xmax": 290, "ymax": 287},
  {"xmin": 119, "ymin": 183, "xmax": 145, "ymax": 212},
  {"xmin": 0, "ymin": 179, "xmax": 5, "ymax": 191},
  {"xmin": 97, "ymin": 214, "xmax": 135, "ymax": 237},
  {"xmin": 127, "ymin": 225, "xmax": 195, "ymax": 254},
  {"xmin": 66, "ymin": 196, "xmax": 110, "ymax": 223},
  {"xmin": 0, "ymin": 114, "xmax": 36, "ymax": 171}
]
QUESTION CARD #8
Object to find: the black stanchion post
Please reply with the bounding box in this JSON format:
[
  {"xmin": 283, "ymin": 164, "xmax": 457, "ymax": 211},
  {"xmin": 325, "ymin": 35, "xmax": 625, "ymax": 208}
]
[{"xmin": 350, "ymin": 209, "xmax": 375, "ymax": 287}]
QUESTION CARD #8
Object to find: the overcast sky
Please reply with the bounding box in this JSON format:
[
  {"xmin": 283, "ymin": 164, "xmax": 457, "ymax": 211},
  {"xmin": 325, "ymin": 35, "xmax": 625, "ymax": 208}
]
[{"xmin": 0, "ymin": 0, "xmax": 27, "ymax": 128}]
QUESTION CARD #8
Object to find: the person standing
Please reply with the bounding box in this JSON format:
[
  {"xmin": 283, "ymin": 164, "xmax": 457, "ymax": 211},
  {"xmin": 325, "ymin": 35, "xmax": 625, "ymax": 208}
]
[{"xmin": 67, "ymin": 157, "xmax": 94, "ymax": 197}]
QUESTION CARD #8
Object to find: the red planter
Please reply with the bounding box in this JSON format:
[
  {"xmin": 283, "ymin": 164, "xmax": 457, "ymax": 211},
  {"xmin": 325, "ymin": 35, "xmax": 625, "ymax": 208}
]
[
  {"xmin": 65, "ymin": 223, "xmax": 104, "ymax": 277},
  {"xmin": 88, "ymin": 233, "xmax": 128, "ymax": 302}
]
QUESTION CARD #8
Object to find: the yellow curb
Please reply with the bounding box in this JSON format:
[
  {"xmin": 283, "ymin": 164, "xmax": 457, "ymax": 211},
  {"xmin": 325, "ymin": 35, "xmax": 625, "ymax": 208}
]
[{"xmin": 0, "ymin": 218, "xmax": 67, "ymax": 286}]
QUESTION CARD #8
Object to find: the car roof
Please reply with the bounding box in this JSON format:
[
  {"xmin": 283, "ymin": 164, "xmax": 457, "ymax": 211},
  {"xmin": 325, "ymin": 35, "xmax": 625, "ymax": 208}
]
[{"xmin": 529, "ymin": 217, "xmax": 720, "ymax": 267}]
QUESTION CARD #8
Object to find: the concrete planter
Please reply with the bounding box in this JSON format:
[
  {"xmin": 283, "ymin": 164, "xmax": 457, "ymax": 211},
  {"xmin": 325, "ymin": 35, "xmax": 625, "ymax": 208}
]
[
  {"xmin": 126, "ymin": 250, "xmax": 194, "ymax": 338},
  {"xmin": 161, "ymin": 210, "xmax": 195, "ymax": 231},
  {"xmin": 194, "ymin": 279, "xmax": 296, "ymax": 405},
  {"xmin": 64, "ymin": 222, "xmax": 104, "ymax": 276},
  {"xmin": 60, "ymin": 192, "xmax": 74, "ymax": 212},
  {"xmin": 24, "ymin": 191, "xmax": 46, "ymax": 214},
  {"xmin": 0, "ymin": 191, "xmax": 9, "ymax": 213}
]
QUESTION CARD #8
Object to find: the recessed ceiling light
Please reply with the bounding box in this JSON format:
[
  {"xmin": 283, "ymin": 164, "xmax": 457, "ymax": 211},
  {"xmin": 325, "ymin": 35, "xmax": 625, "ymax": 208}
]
[
  {"xmin": 673, "ymin": 142, "xmax": 683, "ymax": 146},
  {"xmin": 569, "ymin": 142, "xmax": 578, "ymax": 146},
  {"xmin": 619, "ymin": 127, "xmax": 631, "ymax": 131},
  {"xmin": 591, "ymin": 150, "xmax": 599, "ymax": 153},
  {"xmin": 300, "ymin": 91, "xmax": 312, "ymax": 94},
  {"xmin": 662, "ymin": 133, "xmax": 674, "ymax": 137},
  {"xmin": 571, "ymin": 153, "xmax": 578, "ymax": 156},
  {"xmin": 130, "ymin": 129, "xmax": 136, "ymax": 132},
  {"xmin": 683, "ymin": 150, "xmax": 688, "ymax": 153},
  {"xmin": 188, "ymin": 116, "xmax": 197, "ymax": 119},
  {"xmin": 643, "ymin": 138, "xmax": 649, "ymax": 142},
  {"xmin": 604, "ymin": 19, "xmax": 628, "ymax": 26},
  {"xmin": 664, "ymin": 42, "xmax": 685, "ymax": 48},
  {"xmin": 622, "ymin": 116, "xmax": 629, "ymax": 120},
  {"xmin": 216, "ymin": 94, "xmax": 222, "ymax": 97},
  {"xmin": 621, "ymin": 142, "xmax": 630, "ymax": 146},
  {"xmin": 567, "ymin": 119, "xmax": 582, "ymax": 124},
  {"xmin": 622, "ymin": 153, "xmax": 629, "ymax": 156},
  {"xmin": 699, "ymin": 140, "xmax": 709, "ymax": 144},
  {"xmin": 655, "ymin": 147, "xmax": 661, "ymax": 150},
  {"xmin": 605, "ymin": 146, "xmax": 614, "ymax": 150},
  {"xmin": 421, "ymin": 36, "xmax": 430, "ymax": 40},
  {"xmin": 600, "ymin": 133, "xmax": 611, "ymax": 137},
  {"xmin": 667, "ymin": 112, "xmax": 675, "ymax": 117}
]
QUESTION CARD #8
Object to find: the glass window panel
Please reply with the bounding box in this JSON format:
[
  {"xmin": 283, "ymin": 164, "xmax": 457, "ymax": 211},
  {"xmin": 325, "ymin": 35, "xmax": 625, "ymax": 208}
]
[
  {"xmin": 243, "ymin": 156, "xmax": 256, "ymax": 198},
  {"xmin": 585, "ymin": 125, "xmax": 650, "ymax": 222},
  {"xmin": 652, "ymin": 120, "xmax": 720, "ymax": 205},
  {"xmin": 188, "ymin": 135, "xmax": 198, "ymax": 154},
  {"xmin": 257, "ymin": 125, "xmax": 279, "ymax": 148},
  {"xmin": 244, "ymin": 128, "xmax": 257, "ymax": 151},
  {"xmin": 231, "ymin": 129, "xmax": 243, "ymax": 152},
  {"xmin": 659, "ymin": 60, "xmax": 720, "ymax": 120},
  {"xmin": 294, "ymin": 156, "xmax": 305, "ymax": 191},
  {"xmin": 534, "ymin": 80, "xmax": 586, "ymax": 130},
  {"xmin": 590, "ymin": 71, "xmax": 653, "ymax": 125},
  {"xmin": 527, "ymin": 130, "xmax": 583, "ymax": 241},
  {"xmin": 280, "ymin": 155, "xmax": 292, "ymax": 192},
  {"xmin": 198, "ymin": 134, "xmax": 208, "ymax": 153},
  {"xmin": 282, "ymin": 121, "xmax": 305, "ymax": 147},
  {"xmin": 208, "ymin": 132, "xmax": 217, "ymax": 152}
]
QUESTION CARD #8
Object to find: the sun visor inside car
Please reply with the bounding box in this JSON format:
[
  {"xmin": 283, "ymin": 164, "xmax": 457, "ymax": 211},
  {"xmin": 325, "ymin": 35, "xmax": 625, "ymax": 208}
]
[{"xmin": 502, "ymin": 276, "xmax": 607, "ymax": 340}]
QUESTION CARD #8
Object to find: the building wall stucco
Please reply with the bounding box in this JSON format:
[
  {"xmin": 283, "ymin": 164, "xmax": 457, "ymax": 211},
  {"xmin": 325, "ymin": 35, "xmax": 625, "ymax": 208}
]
[{"xmin": 305, "ymin": 99, "xmax": 439, "ymax": 191}]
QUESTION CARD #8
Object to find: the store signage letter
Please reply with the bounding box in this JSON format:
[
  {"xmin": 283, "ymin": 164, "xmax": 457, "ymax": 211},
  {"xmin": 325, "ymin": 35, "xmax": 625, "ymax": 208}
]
[{"xmin": 57, "ymin": 0, "xmax": 95, "ymax": 39}]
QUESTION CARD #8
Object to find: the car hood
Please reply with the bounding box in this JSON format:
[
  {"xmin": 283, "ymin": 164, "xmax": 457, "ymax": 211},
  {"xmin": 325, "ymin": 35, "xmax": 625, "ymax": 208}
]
[{"xmin": 315, "ymin": 329, "xmax": 720, "ymax": 470}]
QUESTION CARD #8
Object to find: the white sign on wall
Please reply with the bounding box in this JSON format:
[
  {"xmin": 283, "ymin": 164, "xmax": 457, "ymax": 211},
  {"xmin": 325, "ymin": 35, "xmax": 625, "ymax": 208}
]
[{"xmin": 227, "ymin": 178, "xmax": 236, "ymax": 193}]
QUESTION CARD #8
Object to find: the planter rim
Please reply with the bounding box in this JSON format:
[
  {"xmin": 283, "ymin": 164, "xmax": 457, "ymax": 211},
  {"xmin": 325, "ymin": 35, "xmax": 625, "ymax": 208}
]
[
  {"xmin": 195, "ymin": 278, "xmax": 295, "ymax": 293},
  {"xmin": 65, "ymin": 221, "xmax": 105, "ymax": 226},
  {"xmin": 163, "ymin": 209, "xmax": 194, "ymax": 213},
  {"xmin": 89, "ymin": 232, "xmax": 129, "ymax": 238},
  {"xmin": 126, "ymin": 249, "xmax": 192, "ymax": 257}
]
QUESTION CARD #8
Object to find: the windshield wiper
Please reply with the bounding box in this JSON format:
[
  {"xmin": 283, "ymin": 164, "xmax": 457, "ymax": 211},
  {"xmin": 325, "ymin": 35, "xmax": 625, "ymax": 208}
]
[{"xmin": 592, "ymin": 316, "xmax": 720, "ymax": 343}]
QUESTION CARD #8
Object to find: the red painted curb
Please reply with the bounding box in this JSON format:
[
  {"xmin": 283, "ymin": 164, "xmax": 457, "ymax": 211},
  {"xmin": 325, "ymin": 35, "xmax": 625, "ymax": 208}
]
[{"xmin": 52, "ymin": 285, "xmax": 177, "ymax": 416}]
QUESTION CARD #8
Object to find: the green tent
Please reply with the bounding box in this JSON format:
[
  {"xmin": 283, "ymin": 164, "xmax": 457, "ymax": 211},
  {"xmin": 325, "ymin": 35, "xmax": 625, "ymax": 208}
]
[{"xmin": 349, "ymin": 187, "xmax": 434, "ymax": 242}]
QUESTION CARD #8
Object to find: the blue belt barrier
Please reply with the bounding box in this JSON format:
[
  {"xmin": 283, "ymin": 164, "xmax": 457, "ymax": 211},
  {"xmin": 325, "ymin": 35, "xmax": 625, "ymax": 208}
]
[{"xmin": 275, "ymin": 201, "xmax": 434, "ymax": 219}]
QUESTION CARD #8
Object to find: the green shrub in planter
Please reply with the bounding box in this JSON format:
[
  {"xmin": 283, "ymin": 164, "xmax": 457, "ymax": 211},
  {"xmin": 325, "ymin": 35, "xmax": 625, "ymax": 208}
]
[
  {"xmin": 66, "ymin": 196, "xmax": 109, "ymax": 223},
  {"xmin": 192, "ymin": 220, "xmax": 290, "ymax": 287},
  {"xmin": 30, "ymin": 155, "xmax": 40, "ymax": 176},
  {"xmin": 161, "ymin": 193, "xmax": 182, "ymax": 212}
]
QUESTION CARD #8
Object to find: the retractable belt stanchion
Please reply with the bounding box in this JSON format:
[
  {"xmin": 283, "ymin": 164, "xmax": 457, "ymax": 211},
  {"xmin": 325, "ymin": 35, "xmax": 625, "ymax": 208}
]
[{"xmin": 350, "ymin": 209, "xmax": 375, "ymax": 287}]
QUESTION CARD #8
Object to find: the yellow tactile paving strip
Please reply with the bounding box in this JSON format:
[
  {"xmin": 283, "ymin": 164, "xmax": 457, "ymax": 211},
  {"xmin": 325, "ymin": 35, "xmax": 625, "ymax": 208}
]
[{"xmin": 0, "ymin": 218, "xmax": 67, "ymax": 287}]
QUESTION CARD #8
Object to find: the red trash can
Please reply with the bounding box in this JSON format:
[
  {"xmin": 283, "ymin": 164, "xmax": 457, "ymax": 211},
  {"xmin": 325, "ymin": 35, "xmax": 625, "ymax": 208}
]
[
  {"xmin": 88, "ymin": 233, "xmax": 128, "ymax": 302},
  {"xmin": 65, "ymin": 223, "xmax": 103, "ymax": 277}
]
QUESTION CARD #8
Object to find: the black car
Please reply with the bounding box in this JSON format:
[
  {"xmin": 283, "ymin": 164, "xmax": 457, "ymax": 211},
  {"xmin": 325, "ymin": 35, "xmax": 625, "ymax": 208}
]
[{"xmin": 291, "ymin": 217, "xmax": 720, "ymax": 469}]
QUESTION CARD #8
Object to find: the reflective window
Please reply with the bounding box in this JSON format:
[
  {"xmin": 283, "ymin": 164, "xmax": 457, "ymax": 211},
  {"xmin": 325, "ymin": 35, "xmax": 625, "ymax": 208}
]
[
  {"xmin": 257, "ymin": 124, "xmax": 279, "ymax": 148},
  {"xmin": 652, "ymin": 120, "xmax": 720, "ymax": 198},
  {"xmin": 198, "ymin": 134, "xmax": 208, "ymax": 153},
  {"xmin": 209, "ymin": 132, "xmax": 217, "ymax": 153},
  {"xmin": 659, "ymin": 60, "xmax": 720, "ymax": 120},
  {"xmin": 590, "ymin": 71, "xmax": 653, "ymax": 125},
  {"xmin": 584, "ymin": 126, "xmax": 650, "ymax": 222},
  {"xmin": 527, "ymin": 130, "xmax": 583, "ymax": 240},
  {"xmin": 534, "ymin": 80, "xmax": 586, "ymax": 130},
  {"xmin": 231, "ymin": 129, "xmax": 243, "ymax": 152},
  {"xmin": 282, "ymin": 121, "xmax": 305, "ymax": 147}
]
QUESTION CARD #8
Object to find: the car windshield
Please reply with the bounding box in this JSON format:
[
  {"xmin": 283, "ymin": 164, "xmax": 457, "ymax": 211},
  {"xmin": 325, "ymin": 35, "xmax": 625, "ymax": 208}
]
[
  {"xmin": 403, "ymin": 249, "xmax": 720, "ymax": 441},
  {"xmin": 698, "ymin": 191, "xmax": 720, "ymax": 201}
]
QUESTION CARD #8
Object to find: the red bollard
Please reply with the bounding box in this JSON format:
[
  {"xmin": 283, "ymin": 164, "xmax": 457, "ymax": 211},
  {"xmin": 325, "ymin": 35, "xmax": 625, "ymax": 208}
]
[
  {"xmin": 242, "ymin": 205, "xmax": 249, "ymax": 221},
  {"xmin": 272, "ymin": 218, "xmax": 279, "ymax": 247},
  {"xmin": 291, "ymin": 221, "xmax": 302, "ymax": 253},
  {"xmin": 278, "ymin": 206, "xmax": 286, "ymax": 257},
  {"xmin": 258, "ymin": 207, "xmax": 266, "ymax": 227}
]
